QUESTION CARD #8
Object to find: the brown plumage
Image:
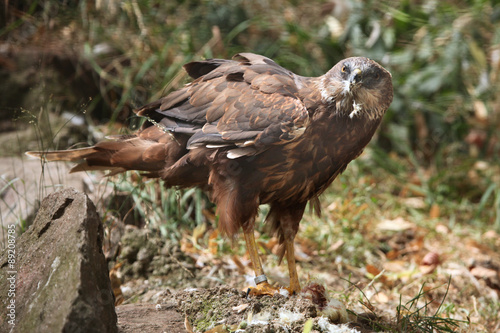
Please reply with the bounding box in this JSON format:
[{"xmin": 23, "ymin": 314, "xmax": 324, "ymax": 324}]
[{"xmin": 27, "ymin": 53, "xmax": 393, "ymax": 295}]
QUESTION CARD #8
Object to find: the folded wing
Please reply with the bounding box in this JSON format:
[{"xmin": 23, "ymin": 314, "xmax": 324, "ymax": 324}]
[{"xmin": 137, "ymin": 53, "xmax": 310, "ymax": 158}]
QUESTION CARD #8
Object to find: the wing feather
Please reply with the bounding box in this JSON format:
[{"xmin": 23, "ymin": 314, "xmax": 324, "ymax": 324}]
[{"xmin": 136, "ymin": 53, "xmax": 311, "ymax": 157}]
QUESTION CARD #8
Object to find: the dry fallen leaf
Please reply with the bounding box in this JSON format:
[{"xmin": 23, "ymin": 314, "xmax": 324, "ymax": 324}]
[
  {"xmin": 470, "ymin": 266, "xmax": 498, "ymax": 279},
  {"xmin": 192, "ymin": 223, "xmax": 207, "ymax": 244},
  {"xmin": 327, "ymin": 201, "xmax": 338, "ymax": 212},
  {"xmin": 328, "ymin": 239, "xmax": 344, "ymax": 252},
  {"xmin": 385, "ymin": 249, "xmax": 399, "ymax": 260},
  {"xmin": 366, "ymin": 264, "xmax": 382, "ymax": 276},
  {"xmin": 185, "ymin": 315, "xmax": 194, "ymax": 333},
  {"xmin": 402, "ymin": 197, "xmax": 426, "ymax": 209},
  {"xmin": 231, "ymin": 254, "xmax": 246, "ymax": 274},
  {"xmin": 377, "ymin": 217, "xmax": 415, "ymax": 231},
  {"xmin": 429, "ymin": 203, "xmax": 440, "ymax": 219},
  {"xmin": 366, "ymin": 264, "xmax": 389, "ymax": 285},
  {"xmin": 435, "ymin": 223, "xmax": 449, "ymax": 234},
  {"xmin": 421, "ymin": 252, "xmax": 440, "ymax": 266},
  {"xmin": 266, "ymin": 236, "xmax": 279, "ymax": 251},
  {"xmin": 180, "ymin": 236, "xmax": 196, "ymax": 254},
  {"xmin": 208, "ymin": 229, "xmax": 219, "ymax": 255},
  {"xmin": 483, "ymin": 230, "xmax": 499, "ymax": 240},
  {"xmin": 109, "ymin": 262, "xmax": 124, "ymax": 306},
  {"xmin": 295, "ymin": 246, "xmax": 312, "ymax": 262},
  {"xmin": 383, "ymin": 260, "xmax": 407, "ymax": 273},
  {"xmin": 419, "ymin": 252, "xmax": 440, "ymax": 275},
  {"xmin": 232, "ymin": 303, "xmax": 249, "ymax": 313},
  {"xmin": 373, "ymin": 292, "xmax": 389, "ymax": 303}
]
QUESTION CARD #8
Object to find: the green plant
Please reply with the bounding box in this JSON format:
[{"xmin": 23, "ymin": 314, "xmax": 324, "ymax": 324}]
[{"xmin": 395, "ymin": 280, "xmax": 465, "ymax": 333}]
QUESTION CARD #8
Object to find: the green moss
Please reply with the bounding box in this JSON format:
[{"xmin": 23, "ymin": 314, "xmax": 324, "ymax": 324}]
[{"xmin": 193, "ymin": 296, "xmax": 227, "ymax": 331}]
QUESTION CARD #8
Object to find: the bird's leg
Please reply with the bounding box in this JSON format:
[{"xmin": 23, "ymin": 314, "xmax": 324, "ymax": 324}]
[
  {"xmin": 244, "ymin": 230, "xmax": 279, "ymax": 296},
  {"xmin": 284, "ymin": 238, "xmax": 301, "ymax": 294},
  {"xmin": 244, "ymin": 202, "xmax": 306, "ymax": 297},
  {"xmin": 243, "ymin": 230, "xmax": 265, "ymax": 278},
  {"xmin": 278, "ymin": 202, "xmax": 306, "ymax": 295}
]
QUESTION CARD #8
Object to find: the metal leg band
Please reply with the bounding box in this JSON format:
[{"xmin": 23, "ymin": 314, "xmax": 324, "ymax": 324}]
[{"xmin": 254, "ymin": 274, "xmax": 268, "ymax": 285}]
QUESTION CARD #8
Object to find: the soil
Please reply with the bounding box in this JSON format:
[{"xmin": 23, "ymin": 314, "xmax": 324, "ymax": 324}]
[
  {"xmin": 111, "ymin": 228, "xmax": 377, "ymax": 333},
  {"xmin": 116, "ymin": 286, "xmax": 376, "ymax": 333},
  {"xmin": 116, "ymin": 303, "xmax": 185, "ymax": 333}
]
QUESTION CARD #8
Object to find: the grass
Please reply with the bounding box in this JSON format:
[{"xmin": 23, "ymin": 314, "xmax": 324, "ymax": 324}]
[
  {"xmin": 393, "ymin": 280, "xmax": 463, "ymax": 333},
  {"xmin": 107, "ymin": 173, "xmax": 210, "ymax": 241},
  {"xmin": 338, "ymin": 275, "xmax": 466, "ymax": 332}
]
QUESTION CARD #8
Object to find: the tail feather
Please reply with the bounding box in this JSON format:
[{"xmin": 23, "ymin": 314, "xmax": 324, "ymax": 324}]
[
  {"xmin": 25, "ymin": 136, "xmax": 168, "ymax": 175},
  {"xmin": 25, "ymin": 147, "xmax": 99, "ymax": 162},
  {"xmin": 25, "ymin": 127, "xmax": 190, "ymax": 178},
  {"xmin": 69, "ymin": 161, "xmax": 126, "ymax": 175}
]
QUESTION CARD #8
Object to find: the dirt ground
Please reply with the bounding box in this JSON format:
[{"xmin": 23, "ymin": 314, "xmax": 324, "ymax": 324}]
[{"xmin": 115, "ymin": 285, "xmax": 379, "ymax": 333}]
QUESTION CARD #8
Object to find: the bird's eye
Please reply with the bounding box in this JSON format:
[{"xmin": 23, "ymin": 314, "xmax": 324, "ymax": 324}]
[
  {"xmin": 341, "ymin": 66, "xmax": 346, "ymax": 72},
  {"xmin": 374, "ymin": 73, "xmax": 380, "ymax": 80}
]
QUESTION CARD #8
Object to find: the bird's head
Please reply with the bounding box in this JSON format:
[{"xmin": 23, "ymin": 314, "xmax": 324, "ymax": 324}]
[{"xmin": 319, "ymin": 57, "xmax": 393, "ymax": 120}]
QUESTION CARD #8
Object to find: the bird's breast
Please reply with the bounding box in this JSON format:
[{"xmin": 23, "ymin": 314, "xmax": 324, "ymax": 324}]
[{"xmin": 255, "ymin": 114, "xmax": 379, "ymax": 204}]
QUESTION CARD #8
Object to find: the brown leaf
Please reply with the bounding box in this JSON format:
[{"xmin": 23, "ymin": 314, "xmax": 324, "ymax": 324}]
[
  {"xmin": 402, "ymin": 197, "xmax": 426, "ymax": 209},
  {"xmin": 328, "ymin": 239, "xmax": 344, "ymax": 252},
  {"xmin": 435, "ymin": 224, "xmax": 449, "ymax": 234},
  {"xmin": 373, "ymin": 292, "xmax": 389, "ymax": 303},
  {"xmin": 296, "ymin": 237, "xmax": 318, "ymax": 256},
  {"xmin": 421, "ymin": 252, "xmax": 440, "ymax": 266},
  {"xmin": 419, "ymin": 264, "xmax": 437, "ymax": 275},
  {"xmin": 366, "ymin": 264, "xmax": 382, "ymax": 276},
  {"xmin": 377, "ymin": 217, "xmax": 415, "ymax": 231},
  {"xmin": 232, "ymin": 303, "xmax": 249, "ymax": 313},
  {"xmin": 180, "ymin": 236, "xmax": 196, "ymax": 254},
  {"xmin": 429, "ymin": 204, "xmax": 440, "ymax": 219},
  {"xmin": 265, "ymin": 236, "xmax": 279, "ymax": 251},
  {"xmin": 192, "ymin": 223, "xmax": 207, "ymax": 244},
  {"xmin": 231, "ymin": 254, "xmax": 246, "ymax": 274},
  {"xmin": 386, "ymin": 249, "xmax": 399, "ymax": 260},
  {"xmin": 366, "ymin": 264, "xmax": 389, "ymax": 285},
  {"xmin": 208, "ymin": 229, "xmax": 219, "ymax": 255},
  {"xmin": 109, "ymin": 262, "xmax": 123, "ymax": 306},
  {"xmin": 295, "ymin": 246, "xmax": 312, "ymax": 262},
  {"xmin": 406, "ymin": 235, "xmax": 424, "ymax": 253},
  {"xmin": 301, "ymin": 282, "xmax": 328, "ymax": 310},
  {"xmin": 185, "ymin": 316, "xmax": 194, "ymax": 333},
  {"xmin": 383, "ymin": 260, "xmax": 407, "ymax": 272},
  {"xmin": 470, "ymin": 266, "xmax": 498, "ymax": 279},
  {"xmin": 483, "ymin": 230, "xmax": 499, "ymax": 240}
]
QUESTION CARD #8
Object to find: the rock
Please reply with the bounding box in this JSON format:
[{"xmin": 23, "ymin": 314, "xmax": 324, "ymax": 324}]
[{"xmin": 0, "ymin": 187, "xmax": 117, "ymax": 333}]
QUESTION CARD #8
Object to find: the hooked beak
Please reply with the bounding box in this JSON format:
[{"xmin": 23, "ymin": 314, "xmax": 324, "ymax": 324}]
[{"xmin": 349, "ymin": 68, "xmax": 362, "ymax": 89}]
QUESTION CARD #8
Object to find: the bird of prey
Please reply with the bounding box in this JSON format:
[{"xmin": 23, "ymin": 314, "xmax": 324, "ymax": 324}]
[{"xmin": 27, "ymin": 53, "xmax": 393, "ymax": 296}]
